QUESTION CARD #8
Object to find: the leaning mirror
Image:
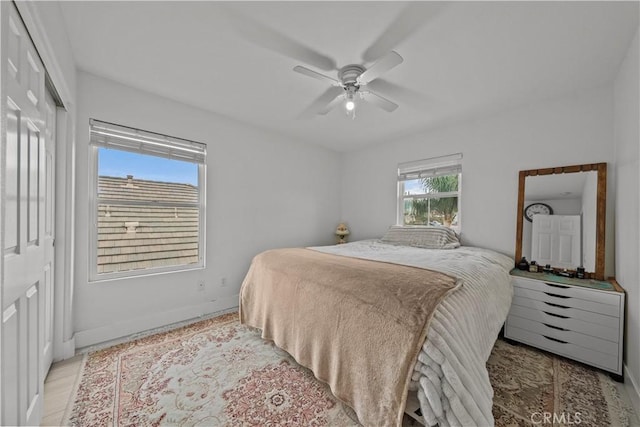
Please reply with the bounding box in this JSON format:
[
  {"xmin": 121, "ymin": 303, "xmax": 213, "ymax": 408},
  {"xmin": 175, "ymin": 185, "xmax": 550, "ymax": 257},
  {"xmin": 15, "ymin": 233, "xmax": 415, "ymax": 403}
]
[{"xmin": 515, "ymin": 163, "xmax": 607, "ymax": 280}]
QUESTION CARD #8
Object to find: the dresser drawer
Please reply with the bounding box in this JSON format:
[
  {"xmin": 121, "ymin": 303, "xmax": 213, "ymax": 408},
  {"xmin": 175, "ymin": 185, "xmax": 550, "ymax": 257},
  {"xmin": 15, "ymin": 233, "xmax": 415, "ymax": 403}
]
[
  {"xmin": 508, "ymin": 304, "xmax": 619, "ymax": 342},
  {"xmin": 511, "ymin": 296, "xmax": 620, "ymax": 329},
  {"xmin": 513, "ymin": 287, "xmax": 620, "ymax": 317},
  {"xmin": 506, "ymin": 314, "xmax": 618, "ymax": 355},
  {"xmin": 505, "ymin": 324, "xmax": 619, "ymax": 372},
  {"xmin": 512, "ymin": 277, "xmax": 620, "ymax": 307}
]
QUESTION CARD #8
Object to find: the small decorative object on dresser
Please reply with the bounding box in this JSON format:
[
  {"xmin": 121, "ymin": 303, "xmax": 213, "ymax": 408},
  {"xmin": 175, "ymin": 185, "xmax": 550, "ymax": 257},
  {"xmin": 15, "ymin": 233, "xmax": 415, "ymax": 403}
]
[
  {"xmin": 517, "ymin": 257, "xmax": 529, "ymax": 270},
  {"xmin": 335, "ymin": 223, "xmax": 350, "ymax": 244}
]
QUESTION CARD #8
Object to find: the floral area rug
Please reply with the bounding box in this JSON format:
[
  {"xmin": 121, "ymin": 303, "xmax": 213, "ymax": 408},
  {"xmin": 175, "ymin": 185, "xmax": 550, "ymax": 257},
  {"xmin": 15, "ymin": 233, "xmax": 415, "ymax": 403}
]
[
  {"xmin": 66, "ymin": 313, "xmax": 633, "ymax": 426},
  {"xmin": 65, "ymin": 313, "xmax": 357, "ymax": 426},
  {"xmin": 490, "ymin": 339, "xmax": 633, "ymax": 427}
]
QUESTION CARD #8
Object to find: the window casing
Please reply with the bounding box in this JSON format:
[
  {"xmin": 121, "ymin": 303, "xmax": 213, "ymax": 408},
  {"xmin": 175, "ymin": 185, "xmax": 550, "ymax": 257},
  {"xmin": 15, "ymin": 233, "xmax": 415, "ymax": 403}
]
[
  {"xmin": 397, "ymin": 153, "xmax": 462, "ymax": 230},
  {"xmin": 88, "ymin": 119, "xmax": 206, "ymax": 281}
]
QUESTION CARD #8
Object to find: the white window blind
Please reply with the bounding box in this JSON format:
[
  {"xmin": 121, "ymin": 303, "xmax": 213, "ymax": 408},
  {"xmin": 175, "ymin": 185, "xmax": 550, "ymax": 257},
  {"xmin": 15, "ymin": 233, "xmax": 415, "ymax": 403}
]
[
  {"xmin": 398, "ymin": 153, "xmax": 462, "ymax": 181},
  {"xmin": 90, "ymin": 119, "xmax": 206, "ymax": 164}
]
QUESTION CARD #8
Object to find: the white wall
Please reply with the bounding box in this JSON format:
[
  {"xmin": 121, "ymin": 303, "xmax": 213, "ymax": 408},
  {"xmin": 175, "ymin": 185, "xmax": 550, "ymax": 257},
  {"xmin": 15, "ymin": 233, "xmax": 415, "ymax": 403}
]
[
  {"xmin": 613, "ymin": 28, "xmax": 640, "ymax": 405},
  {"xmin": 73, "ymin": 72, "xmax": 342, "ymax": 347},
  {"xmin": 341, "ymin": 86, "xmax": 615, "ymax": 275}
]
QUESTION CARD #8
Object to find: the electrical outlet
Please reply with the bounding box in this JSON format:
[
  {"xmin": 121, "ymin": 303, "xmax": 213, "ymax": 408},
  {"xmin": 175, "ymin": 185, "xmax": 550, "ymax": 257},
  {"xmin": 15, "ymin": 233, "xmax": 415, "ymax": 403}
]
[
  {"xmin": 221, "ymin": 277, "xmax": 227, "ymax": 287},
  {"xmin": 197, "ymin": 281, "xmax": 205, "ymax": 291}
]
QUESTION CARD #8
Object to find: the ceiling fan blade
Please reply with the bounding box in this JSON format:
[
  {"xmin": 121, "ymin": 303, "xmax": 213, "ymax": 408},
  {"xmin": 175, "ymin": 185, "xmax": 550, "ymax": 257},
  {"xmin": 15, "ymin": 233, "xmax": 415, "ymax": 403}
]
[
  {"xmin": 357, "ymin": 51, "xmax": 403, "ymax": 85},
  {"xmin": 226, "ymin": 8, "xmax": 336, "ymax": 71},
  {"xmin": 293, "ymin": 66, "xmax": 341, "ymax": 86},
  {"xmin": 318, "ymin": 93, "xmax": 345, "ymax": 115},
  {"xmin": 361, "ymin": 90, "xmax": 399, "ymax": 112},
  {"xmin": 299, "ymin": 86, "xmax": 344, "ymax": 118},
  {"xmin": 362, "ymin": 2, "xmax": 447, "ymax": 63},
  {"xmin": 367, "ymin": 79, "xmax": 436, "ymax": 110}
]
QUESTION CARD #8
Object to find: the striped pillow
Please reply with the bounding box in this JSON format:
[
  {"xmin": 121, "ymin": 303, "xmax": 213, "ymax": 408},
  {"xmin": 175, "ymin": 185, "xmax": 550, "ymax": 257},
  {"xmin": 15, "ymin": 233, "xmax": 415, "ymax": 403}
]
[{"xmin": 380, "ymin": 226, "xmax": 460, "ymax": 249}]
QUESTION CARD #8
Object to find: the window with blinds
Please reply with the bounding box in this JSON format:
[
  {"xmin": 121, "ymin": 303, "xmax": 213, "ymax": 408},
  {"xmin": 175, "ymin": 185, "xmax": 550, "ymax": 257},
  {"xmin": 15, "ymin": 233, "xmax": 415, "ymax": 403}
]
[
  {"xmin": 397, "ymin": 153, "xmax": 462, "ymax": 229},
  {"xmin": 89, "ymin": 119, "xmax": 206, "ymax": 281}
]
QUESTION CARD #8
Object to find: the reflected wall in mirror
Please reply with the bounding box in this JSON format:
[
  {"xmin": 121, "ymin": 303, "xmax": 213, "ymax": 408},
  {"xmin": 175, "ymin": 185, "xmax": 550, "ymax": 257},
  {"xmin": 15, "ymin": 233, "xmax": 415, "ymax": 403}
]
[{"xmin": 515, "ymin": 163, "xmax": 607, "ymax": 280}]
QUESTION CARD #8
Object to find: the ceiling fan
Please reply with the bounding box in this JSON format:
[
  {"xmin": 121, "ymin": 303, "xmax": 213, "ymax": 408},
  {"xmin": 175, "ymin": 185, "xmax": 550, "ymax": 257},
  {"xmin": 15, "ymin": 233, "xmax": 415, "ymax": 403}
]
[
  {"xmin": 293, "ymin": 50, "xmax": 403, "ymax": 118},
  {"xmin": 227, "ymin": 3, "xmax": 445, "ymax": 119}
]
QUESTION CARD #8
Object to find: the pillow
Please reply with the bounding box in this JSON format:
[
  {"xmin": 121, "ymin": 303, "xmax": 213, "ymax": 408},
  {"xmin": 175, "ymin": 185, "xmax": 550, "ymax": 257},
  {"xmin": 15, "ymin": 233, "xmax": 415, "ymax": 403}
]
[{"xmin": 380, "ymin": 225, "xmax": 460, "ymax": 249}]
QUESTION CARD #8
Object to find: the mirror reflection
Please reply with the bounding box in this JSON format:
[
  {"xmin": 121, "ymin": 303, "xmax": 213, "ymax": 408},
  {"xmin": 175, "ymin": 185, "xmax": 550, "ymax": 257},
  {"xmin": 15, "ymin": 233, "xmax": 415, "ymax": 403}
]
[{"xmin": 522, "ymin": 171, "xmax": 597, "ymax": 272}]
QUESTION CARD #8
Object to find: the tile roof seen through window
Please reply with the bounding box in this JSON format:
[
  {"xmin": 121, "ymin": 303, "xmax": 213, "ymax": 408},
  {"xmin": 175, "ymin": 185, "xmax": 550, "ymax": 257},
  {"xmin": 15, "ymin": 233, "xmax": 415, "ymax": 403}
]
[{"xmin": 97, "ymin": 176, "xmax": 199, "ymax": 274}]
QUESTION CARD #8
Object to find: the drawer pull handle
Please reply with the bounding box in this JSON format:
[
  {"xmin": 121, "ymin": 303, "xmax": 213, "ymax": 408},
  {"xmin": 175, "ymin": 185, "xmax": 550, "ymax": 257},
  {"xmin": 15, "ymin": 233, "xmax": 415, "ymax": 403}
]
[
  {"xmin": 543, "ymin": 301, "xmax": 570, "ymax": 309},
  {"xmin": 543, "ymin": 323, "xmax": 568, "ymax": 331},
  {"xmin": 544, "ymin": 292, "xmax": 571, "ymax": 299},
  {"xmin": 543, "ymin": 335, "xmax": 568, "ymax": 344},
  {"xmin": 545, "ymin": 283, "xmax": 570, "ymax": 289},
  {"xmin": 543, "ymin": 311, "xmax": 569, "ymax": 319}
]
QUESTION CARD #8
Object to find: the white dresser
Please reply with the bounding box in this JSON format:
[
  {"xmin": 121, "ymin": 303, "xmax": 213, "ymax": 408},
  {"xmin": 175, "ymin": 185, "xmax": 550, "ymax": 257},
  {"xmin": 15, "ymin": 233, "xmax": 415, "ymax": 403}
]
[{"xmin": 504, "ymin": 273, "xmax": 625, "ymax": 378}]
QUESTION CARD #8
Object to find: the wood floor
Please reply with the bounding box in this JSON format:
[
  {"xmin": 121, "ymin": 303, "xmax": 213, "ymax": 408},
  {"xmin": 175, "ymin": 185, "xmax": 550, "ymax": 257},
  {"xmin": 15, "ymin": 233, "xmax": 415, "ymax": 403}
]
[
  {"xmin": 41, "ymin": 354, "xmax": 83, "ymax": 426},
  {"xmin": 42, "ymin": 353, "xmax": 640, "ymax": 427}
]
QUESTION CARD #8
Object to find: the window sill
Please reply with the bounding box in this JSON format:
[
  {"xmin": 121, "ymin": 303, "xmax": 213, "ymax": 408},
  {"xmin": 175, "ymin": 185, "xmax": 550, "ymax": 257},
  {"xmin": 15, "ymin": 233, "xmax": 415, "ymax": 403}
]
[{"xmin": 89, "ymin": 264, "xmax": 205, "ymax": 284}]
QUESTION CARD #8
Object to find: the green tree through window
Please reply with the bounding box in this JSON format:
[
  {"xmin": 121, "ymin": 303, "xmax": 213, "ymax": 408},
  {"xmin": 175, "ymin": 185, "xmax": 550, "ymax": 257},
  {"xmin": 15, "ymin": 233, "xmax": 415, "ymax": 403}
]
[{"xmin": 420, "ymin": 175, "xmax": 458, "ymax": 226}]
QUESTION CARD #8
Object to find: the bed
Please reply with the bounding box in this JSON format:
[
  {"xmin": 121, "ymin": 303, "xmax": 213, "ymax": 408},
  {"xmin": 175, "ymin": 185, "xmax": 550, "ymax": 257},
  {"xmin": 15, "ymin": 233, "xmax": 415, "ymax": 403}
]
[{"xmin": 239, "ymin": 227, "xmax": 514, "ymax": 426}]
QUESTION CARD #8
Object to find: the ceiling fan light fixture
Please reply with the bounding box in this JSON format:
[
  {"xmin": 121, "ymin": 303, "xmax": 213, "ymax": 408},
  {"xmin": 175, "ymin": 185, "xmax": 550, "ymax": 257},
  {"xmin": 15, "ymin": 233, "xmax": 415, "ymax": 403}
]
[
  {"xmin": 344, "ymin": 87, "xmax": 358, "ymax": 117},
  {"xmin": 345, "ymin": 99, "xmax": 356, "ymax": 112}
]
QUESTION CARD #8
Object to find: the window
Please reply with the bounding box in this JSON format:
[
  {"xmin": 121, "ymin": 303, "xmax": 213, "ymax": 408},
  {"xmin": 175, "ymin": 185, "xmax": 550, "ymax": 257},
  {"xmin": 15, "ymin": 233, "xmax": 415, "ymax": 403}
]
[
  {"xmin": 397, "ymin": 153, "xmax": 462, "ymax": 229},
  {"xmin": 89, "ymin": 119, "xmax": 206, "ymax": 281}
]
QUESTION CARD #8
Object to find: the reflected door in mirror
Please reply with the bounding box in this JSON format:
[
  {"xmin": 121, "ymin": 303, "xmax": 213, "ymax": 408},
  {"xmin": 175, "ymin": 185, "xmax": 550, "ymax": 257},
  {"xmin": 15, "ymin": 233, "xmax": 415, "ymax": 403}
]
[{"xmin": 531, "ymin": 215, "xmax": 580, "ymax": 268}]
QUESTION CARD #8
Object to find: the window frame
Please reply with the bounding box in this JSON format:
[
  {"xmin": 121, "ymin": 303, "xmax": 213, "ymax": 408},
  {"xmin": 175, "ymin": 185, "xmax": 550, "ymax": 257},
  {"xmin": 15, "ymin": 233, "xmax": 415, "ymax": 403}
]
[
  {"xmin": 88, "ymin": 122, "xmax": 206, "ymax": 282},
  {"xmin": 397, "ymin": 153, "xmax": 462, "ymax": 231}
]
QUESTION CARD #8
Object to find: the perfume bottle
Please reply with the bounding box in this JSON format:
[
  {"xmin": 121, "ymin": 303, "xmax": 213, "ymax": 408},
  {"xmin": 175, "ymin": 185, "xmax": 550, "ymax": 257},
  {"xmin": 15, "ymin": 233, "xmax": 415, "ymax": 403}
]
[
  {"xmin": 517, "ymin": 257, "xmax": 529, "ymax": 271},
  {"xmin": 576, "ymin": 267, "xmax": 586, "ymax": 279},
  {"xmin": 529, "ymin": 261, "xmax": 538, "ymax": 273}
]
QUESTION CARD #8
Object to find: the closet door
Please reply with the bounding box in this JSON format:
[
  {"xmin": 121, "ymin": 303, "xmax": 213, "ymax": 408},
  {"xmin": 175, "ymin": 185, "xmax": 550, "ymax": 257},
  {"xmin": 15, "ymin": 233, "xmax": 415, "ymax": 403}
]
[
  {"xmin": 1, "ymin": 3, "xmax": 48, "ymax": 425},
  {"xmin": 42, "ymin": 89, "xmax": 56, "ymax": 377}
]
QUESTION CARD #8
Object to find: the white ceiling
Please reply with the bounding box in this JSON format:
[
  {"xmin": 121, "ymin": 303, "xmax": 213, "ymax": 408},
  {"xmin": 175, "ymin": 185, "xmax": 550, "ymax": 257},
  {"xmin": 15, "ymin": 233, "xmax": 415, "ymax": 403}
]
[
  {"xmin": 58, "ymin": 1, "xmax": 639, "ymax": 152},
  {"xmin": 525, "ymin": 172, "xmax": 590, "ymax": 201}
]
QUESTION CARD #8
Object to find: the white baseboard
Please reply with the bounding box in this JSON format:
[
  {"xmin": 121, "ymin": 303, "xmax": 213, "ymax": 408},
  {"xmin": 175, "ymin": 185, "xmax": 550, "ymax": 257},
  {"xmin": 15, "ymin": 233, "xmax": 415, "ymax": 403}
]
[
  {"xmin": 53, "ymin": 336, "xmax": 77, "ymax": 362},
  {"xmin": 74, "ymin": 295, "xmax": 239, "ymax": 349},
  {"xmin": 61, "ymin": 337, "xmax": 76, "ymax": 359},
  {"xmin": 625, "ymin": 364, "xmax": 640, "ymax": 414}
]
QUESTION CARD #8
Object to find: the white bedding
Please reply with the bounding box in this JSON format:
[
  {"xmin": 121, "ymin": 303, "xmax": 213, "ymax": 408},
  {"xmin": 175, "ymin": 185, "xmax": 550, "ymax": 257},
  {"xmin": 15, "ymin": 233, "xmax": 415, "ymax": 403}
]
[{"xmin": 309, "ymin": 240, "xmax": 513, "ymax": 427}]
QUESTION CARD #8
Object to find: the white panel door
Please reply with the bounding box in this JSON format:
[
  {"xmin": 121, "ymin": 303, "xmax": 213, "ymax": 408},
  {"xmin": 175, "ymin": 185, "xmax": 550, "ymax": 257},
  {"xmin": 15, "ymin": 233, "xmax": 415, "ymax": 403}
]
[
  {"xmin": 42, "ymin": 90, "xmax": 56, "ymax": 376},
  {"xmin": 557, "ymin": 216, "xmax": 581, "ymax": 266},
  {"xmin": 1, "ymin": 3, "xmax": 50, "ymax": 425},
  {"xmin": 531, "ymin": 215, "xmax": 581, "ymax": 269},
  {"xmin": 530, "ymin": 216, "xmax": 554, "ymax": 265}
]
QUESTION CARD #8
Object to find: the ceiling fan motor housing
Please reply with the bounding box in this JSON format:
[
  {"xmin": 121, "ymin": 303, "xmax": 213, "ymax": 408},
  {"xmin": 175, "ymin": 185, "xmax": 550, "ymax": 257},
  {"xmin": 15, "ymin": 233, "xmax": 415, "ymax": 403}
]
[{"xmin": 339, "ymin": 64, "xmax": 366, "ymax": 86}]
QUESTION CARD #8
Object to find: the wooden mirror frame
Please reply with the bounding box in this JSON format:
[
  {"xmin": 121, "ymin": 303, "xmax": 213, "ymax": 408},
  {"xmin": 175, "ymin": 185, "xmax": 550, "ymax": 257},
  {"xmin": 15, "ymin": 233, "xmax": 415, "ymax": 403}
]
[{"xmin": 515, "ymin": 163, "xmax": 607, "ymax": 280}]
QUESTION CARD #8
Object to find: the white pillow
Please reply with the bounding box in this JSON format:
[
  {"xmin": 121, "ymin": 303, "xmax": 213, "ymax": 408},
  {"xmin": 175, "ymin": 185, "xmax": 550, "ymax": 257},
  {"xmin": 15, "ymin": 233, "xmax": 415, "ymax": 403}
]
[{"xmin": 380, "ymin": 225, "xmax": 460, "ymax": 249}]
